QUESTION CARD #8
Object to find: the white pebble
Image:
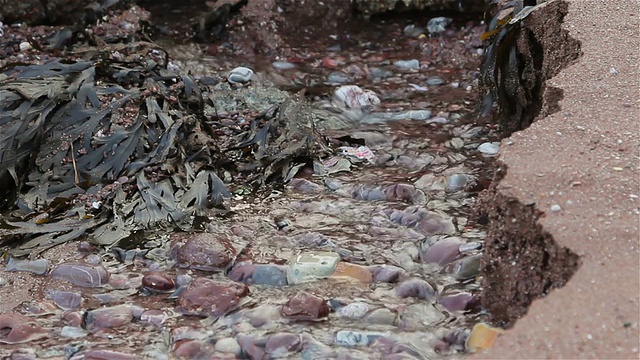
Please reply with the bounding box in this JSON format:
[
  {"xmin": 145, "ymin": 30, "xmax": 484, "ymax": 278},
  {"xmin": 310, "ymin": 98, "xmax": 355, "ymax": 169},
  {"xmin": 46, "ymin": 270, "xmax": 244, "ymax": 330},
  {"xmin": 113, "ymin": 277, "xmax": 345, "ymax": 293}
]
[
  {"xmin": 551, "ymin": 204, "xmax": 561, "ymax": 212},
  {"xmin": 19, "ymin": 41, "xmax": 32, "ymax": 52},
  {"xmin": 228, "ymin": 66, "xmax": 254, "ymax": 84}
]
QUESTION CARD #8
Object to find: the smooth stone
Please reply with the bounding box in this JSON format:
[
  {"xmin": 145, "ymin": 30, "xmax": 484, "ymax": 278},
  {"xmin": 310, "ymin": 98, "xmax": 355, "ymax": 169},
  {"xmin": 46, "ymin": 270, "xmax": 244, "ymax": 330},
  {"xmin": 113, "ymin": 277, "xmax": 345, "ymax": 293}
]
[
  {"xmin": 171, "ymin": 233, "xmax": 236, "ymax": 271},
  {"xmin": 228, "ymin": 66, "xmax": 253, "ymax": 84},
  {"xmin": 335, "ymin": 330, "xmax": 383, "ymax": 347},
  {"xmin": 331, "ymin": 262, "xmax": 373, "ymax": 283},
  {"xmin": 176, "ymin": 278, "xmax": 249, "ymax": 317},
  {"xmin": 84, "ymin": 304, "xmax": 143, "ymax": 329},
  {"xmin": 252, "ymin": 265, "xmax": 288, "ymax": 286},
  {"xmin": 142, "ymin": 272, "xmax": 176, "ymax": 293},
  {"xmin": 451, "ymin": 254, "xmax": 482, "ymax": 280},
  {"xmin": 421, "ymin": 237, "xmax": 465, "ymax": 265},
  {"xmin": 478, "ymin": 142, "xmax": 500, "ymax": 155},
  {"xmin": 427, "ymin": 17, "xmax": 452, "ymax": 34},
  {"xmin": 332, "ymin": 85, "xmax": 380, "ymax": 110},
  {"xmin": 364, "ymin": 308, "xmax": 396, "ymax": 325},
  {"xmin": 214, "ymin": 337, "xmax": 241, "ymax": 355},
  {"xmin": 281, "ymin": 292, "xmax": 329, "ymax": 321},
  {"xmin": 327, "ymin": 72, "xmax": 351, "ymax": 84},
  {"xmin": 439, "ymin": 292, "xmax": 477, "ymax": 312},
  {"xmin": 46, "ymin": 290, "xmax": 82, "ymax": 310},
  {"xmin": 393, "ymin": 59, "xmax": 420, "ymax": 70},
  {"xmin": 5, "ymin": 258, "xmax": 49, "ymax": 275},
  {"xmin": 265, "ymin": 333, "xmax": 302, "ymax": 357},
  {"xmin": 466, "ymin": 323, "xmax": 505, "ymax": 352},
  {"xmin": 49, "ymin": 262, "xmax": 110, "ymax": 288},
  {"xmin": 369, "ymin": 265, "xmax": 407, "ymax": 283},
  {"xmin": 336, "ymin": 302, "xmax": 369, "ymax": 319},
  {"xmin": 59, "ymin": 326, "xmax": 87, "ymax": 339},
  {"xmin": 395, "ymin": 279, "xmax": 436, "ymax": 301},
  {"xmin": 287, "ymin": 251, "xmax": 341, "ymax": 285},
  {"xmin": 446, "ymin": 174, "xmax": 469, "ymax": 192},
  {"xmin": 272, "ymin": 61, "xmax": 296, "ymax": 70},
  {"xmin": 426, "ymin": 76, "xmax": 445, "ymax": 86},
  {"xmin": 139, "ymin": 310, "xmax": 166, "ymax": 325}
]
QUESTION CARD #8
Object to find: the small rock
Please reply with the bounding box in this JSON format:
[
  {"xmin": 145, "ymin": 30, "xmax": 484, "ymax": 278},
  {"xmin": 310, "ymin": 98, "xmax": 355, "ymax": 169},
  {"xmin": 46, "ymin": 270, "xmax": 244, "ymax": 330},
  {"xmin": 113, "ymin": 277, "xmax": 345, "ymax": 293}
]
[
  {"xmin": 228, "ymin": 66, "xmax": 253, "ymax": 84},
  {"xmin": 46, "ymin": 290, "xmax": 82, "ymax": 310},
  {"xmin": 420, "ymin": 237, "xmax": 465, "ymax": 265},
  {"xmin": 439, "ymin": 292, "xmax": 478, "ymax": 312},
  {"xmin": 59, "ymin": 326, "xmax": 87, "ymax": 339},
  {"xmin": 426, "ymin": 76, "xmax": 445, "ymax": 86},
  {"xmin": 176, "ymin": 278, "xmax": 249, "ymax": 317},
  {"xmin": 427, "ymin": 17, "xmax": 452, "ymax": 34},
  {"xmin": 139, "ymin": 310, "xmax": 166, "ymax": 325},
  {"xmin": 403, "ymin": 24, "xmax": 424, "ymax": 38},
  {"xmin": 0, "ymin": 313, "xmax": 49, "ymax": 344},
  {"xmin": 50, "ymin": 262, "xmax": 110, "ymax": 288},
  {"xmin": 395, "ymin": 279, "xmax": 436, "ymax": 300},
  {"xmin": 477, "ymin": 142, "xmax": 500, "ymax": 155},
  {"xmin": 287, "ymin": 251, "xmax": 341, "ymax": 285},
  {"xmin": 84, "ymin": 304, "xmax": 143, "ymax": 329},
  {"xmin": 449, "ymin": 254, "xmax": 482, "ymax": 280},
  {"xmin": 369, "ymin": 265, "xmax": 407, "ymax": 283},
  {"xmin": 327, "ymin": 72, "xmax": 351, "ymax": 84},
  {"xmin": 19, "ymin": 42, "xmax": 32, "ymax": 52},
  {"xmin": 272, "ymin": 61, "xmax": 296, "ymax": 70},
  {"xmin": 252, "ymin": 265, "xmax": 288, "ymax": 286},
  {"xmin": 335, "ymin": 330, "xmax": 382, "ymax": 347},
  {"xmin": 393, "ymin": 59, "xmax": 420, "ymax": 70},
  {"xmin": 363, "ymin": 308, "xmax": 396, "ymax": 325},
  {"xmin": 331, "ymin": 262, "xmax": 373, "ymax": 283},
  {"xmin": 281, "ymin": 292, "xmax": 329, "ymax": 321},
  {"xmin": 466, "ymin": 323, "xmax": 505, "ymax": 352},
  {"xmin": 332, "ymin": 85, "xmax": 380, "ymax": 110},
  {"xmin": 265, "ymin": 333, "xmax": 301, "ymax": 357},
  {"xmin": 5, "ymin": 258, "xmax": 49, "ymax": 275},
  {"xmin": 445, "ymin": 174, "xmax": 469, "ymax": 192},
  {"xmin": 142, "ymin": 272, "xmax": 176, "ymax": 293},
  {"xmin": 336, "ymin": 302, "xmax": 369, "ymax": 319},
  {"xmin": 215, "ymin": 337, "xmax": 241, "ymax": 355},
  {"xmin": 551, "ymin": 204, "xmax": 561, "ymax": 212},
  {"xmin": 170, "ymin": 233, "xmax": 236, "ymax": 271}
]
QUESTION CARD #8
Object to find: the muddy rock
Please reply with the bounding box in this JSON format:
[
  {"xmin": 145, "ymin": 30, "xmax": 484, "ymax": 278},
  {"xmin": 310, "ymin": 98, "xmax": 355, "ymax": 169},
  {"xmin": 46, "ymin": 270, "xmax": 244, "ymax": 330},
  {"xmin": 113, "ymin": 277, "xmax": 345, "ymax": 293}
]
[
  {"xmin": 171, "ymin": 233, "xmax": 237, "ymax": 271},
  {"xmin": 176, "ymin": 278, "xmax": 250, "ymax": 318}
]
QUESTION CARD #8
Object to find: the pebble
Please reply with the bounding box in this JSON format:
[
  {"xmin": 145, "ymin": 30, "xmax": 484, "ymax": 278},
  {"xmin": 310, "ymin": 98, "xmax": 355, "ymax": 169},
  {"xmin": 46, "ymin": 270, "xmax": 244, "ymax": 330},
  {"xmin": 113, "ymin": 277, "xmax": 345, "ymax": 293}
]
[
  {"xmin": 403, "ymin": 24, "xmax": 424, "ymax": 38},
  {"xmin": 478, "ymin": 142, "xmax": 500, "ymax": 155},
  {"xmin": 326, "ymin": 72, "xmax": 351, "ymax": 84},
  {"xmin": 227, "ymin": 66, "xmax": 254, "ymax": 84},
  {"xmin": 281, "ymin": 292, "xmax": 329, "ymax": 321},
  {"xmin": 466, "ymin": 323, "xmax": 505, "ymax": 352},
  {"xmin": 439, "ymin": 292, "xmax": 477, "ymax": 312},
  {"xmin": 5, "ymin": 258, "xmax": 49, "ymax": 275},
  {"xmin": 19, "ymin": 42, "xmax": 32, "ymax": 52},
  {"xmin": 426, "ymin": 76, "xmax": 445, "ymax": 86},
  {"xmin": 84, "ymin": 304, "xmax": 143, "ymax": 329},
  {"xmin": 142, "ymin": 272, "xmax": 176, "ymax": 293},
  {"xmin": 420, "ymin": 237, "xmax": 465, "ymax": 265},
  {"xmin": 427, "ymin": 17, "xmax": 453, "ymax": 34},
  {"xmin": 272, "ymin": 61, "xmax": 296, "ymax": 70},
  {"xmin": 364, "ymin": 308, "xmax": 396, "ymax": 325},
  {"xmin": 451, "ymin": 254, "xmax": 482, "ymax": 280},
  {"xmin": 214, "ymin": 337, "xmax": 241, "ymax": 355},
  {"xmin": 551, "ymin": 204, "xmax": 561, "ymax": 212},
  {"xmin": 393, "ymin": 59, "xmax": 420, "ymax": 70},
  {"xmin": 331, "ymin": 262, "xmax": 373, "ymax": 283},
  {"xmin": 252, "ymin": 265, "xmax": 288, "ymax": 286},
  {"xmin": 445, "ymin": 174, "xmax": 469, "ymax": 192},
  {"xmin": 287, "ymin": 251, "xmax": 341, "ymax": 285},
  {"xmin": 59, "ymin": 326, "xmax": 87, "ymax": 339},
  {"xmin": 265, "ymin": 333, "xmax": 302, "ymax": 357},
  {"xmin": 335, "ymin": 330, "xmax": 382, "ymax": 347},
  {"xmin": 395, "ymin": 279, "xmax": 436, "ymax": 300},
  {"xmin": 171, "ymin": 232, "xmax": 236, "ymax": 271},
  {"xmin": 336, "ymin": 302, "xmax": 370, "ymax": 319},
  {"xmin": 176, "ymin": 278, "xmax": 249, "ymax": 317},
  {"xmin": 49, "ymin": 262, "xmax": 110, "ymax": 287},
  {"xmin": 47, "ymin": 290, "xmax": 82, "ymax": 310}
]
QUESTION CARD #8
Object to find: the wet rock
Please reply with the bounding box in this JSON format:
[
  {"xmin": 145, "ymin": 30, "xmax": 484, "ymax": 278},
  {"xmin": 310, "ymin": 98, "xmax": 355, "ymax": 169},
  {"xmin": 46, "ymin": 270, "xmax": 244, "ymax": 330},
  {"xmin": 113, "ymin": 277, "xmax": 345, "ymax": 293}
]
[
  {"xmin": 0, "ymin": 313, "xmax": 49, "ymax": 344},
  {"xmin": 173, "ymin": 340, "xmax": 215, "ymax": 359},
  {"xmin": 420, "ymin": 237, "xmax": 465, "ymax": 265},
  {"xmin": 281, "ymin": 292, "xmax": 329, "ymax": 321},
  {"xmin": 49, "ymin": 262, "xmax": 110, "ymax": 287},
  {"xmin": 171, "ymin": 233, "xmax": 236, "ymax": 271},
  {"xmin": 439, "ymin": 292, "xmax": 478, "ymax": 312},
  {"xmin": 252, "ymin": 265, "xmax": 288, "ymax": 286},
  {"xmin": 176, "ymin": 278, "xmax": 249, "ymax": 317},
  {"xmin": 427, "ymin": 17, "xmax": 452, "ymax": 34},
  {"xmin": 228, "ymin": 66, "xmax": 253, "ymax": 84},
  {"xmin": 46, "ymin": 290, "xmax": 82, "ymax": 310},
  {"xmin": 331, "ymin": 262, "xmax": 373, "ymax": 283},
  {"xmin": 215, "ymin": 337, "xmax": 241, "ymax": 355},
  {"xmin": 5, "ymin": 257, "xmax": 49, "ymax": 275},
  {"xmin": 336, "ymin": 302, "xmax": 369, "ymax": 319},
  {"xmin": 369, "ymin": 265, "xmax": 407, "ymax": 283},
  {"xmin": 142, "ymin": 272, "xmax": 176, "ymax": 293},
  {"xmin": 84, "ymin": 304, "xmax": 143, "ymax": 329},
  {"xmin": 265, "ymin": 332, "xmax": 302, "ymax": 357},
  {"xmin": 395, "ymin": 279, "xmax": 436, "ymax": 300},
  {"xmin": 287, "ymin": 251, "xmax": 341, "ymax": 285}
]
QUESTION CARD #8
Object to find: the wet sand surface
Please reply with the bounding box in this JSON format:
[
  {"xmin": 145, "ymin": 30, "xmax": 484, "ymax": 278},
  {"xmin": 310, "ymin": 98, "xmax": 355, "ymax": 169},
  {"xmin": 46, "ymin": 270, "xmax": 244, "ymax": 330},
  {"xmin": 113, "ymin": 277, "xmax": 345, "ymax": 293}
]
[{"xmin": 474, "ymin": 0, "xmax": 639, "ymax": 358}]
